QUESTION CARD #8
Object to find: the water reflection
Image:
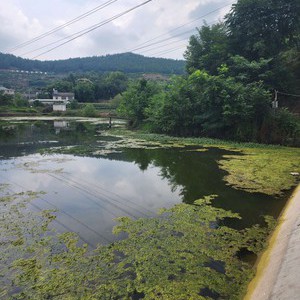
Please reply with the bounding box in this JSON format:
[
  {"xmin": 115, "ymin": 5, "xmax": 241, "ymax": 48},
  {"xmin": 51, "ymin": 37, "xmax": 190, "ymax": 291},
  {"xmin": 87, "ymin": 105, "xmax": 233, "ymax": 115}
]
[
  {"xmin": 0, "ymin": 119, "xmax": 286, "ymax": 246},
  {"xmin": 54, "ymin": 120, "xmax": 69, "ymax": 134}
]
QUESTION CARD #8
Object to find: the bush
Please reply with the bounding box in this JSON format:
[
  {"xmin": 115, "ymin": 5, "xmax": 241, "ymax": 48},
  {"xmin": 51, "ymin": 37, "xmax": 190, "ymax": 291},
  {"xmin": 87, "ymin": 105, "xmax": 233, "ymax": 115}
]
[
  {"xmin": 82, "ymin": 104, "xmax": 96, "ymax": 117},
  {"xmin": 259, "ymin": 109, "xmax": 300, "ymax": 146}
]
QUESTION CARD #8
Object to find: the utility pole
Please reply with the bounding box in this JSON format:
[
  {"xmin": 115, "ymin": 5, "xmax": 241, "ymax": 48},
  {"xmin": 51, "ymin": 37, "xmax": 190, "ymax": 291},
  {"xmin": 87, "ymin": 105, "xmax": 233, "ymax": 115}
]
[{"xmin": 272, "ymin": 90, "xmax": 278, "ymax": 114}]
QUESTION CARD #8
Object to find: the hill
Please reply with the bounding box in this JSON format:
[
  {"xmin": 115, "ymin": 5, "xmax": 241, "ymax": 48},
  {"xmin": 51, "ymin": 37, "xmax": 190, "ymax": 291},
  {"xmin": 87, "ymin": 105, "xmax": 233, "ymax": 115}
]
[{"xmin": 0, "ymin": 52, "xmax": 185, "ymax": 75}]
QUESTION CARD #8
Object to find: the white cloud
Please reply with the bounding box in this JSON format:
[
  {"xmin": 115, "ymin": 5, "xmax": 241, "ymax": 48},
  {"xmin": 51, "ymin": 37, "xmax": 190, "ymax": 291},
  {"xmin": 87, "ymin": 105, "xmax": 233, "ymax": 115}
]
[{"xmin": 0, "ymin": 0, "xmax": 235, "ymax": 61}]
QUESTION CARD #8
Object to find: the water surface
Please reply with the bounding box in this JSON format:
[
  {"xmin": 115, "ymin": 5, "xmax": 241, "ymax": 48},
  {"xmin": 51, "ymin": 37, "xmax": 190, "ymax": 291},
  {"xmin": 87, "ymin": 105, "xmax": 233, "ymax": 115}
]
[{"xmin": 0, "ymin": 118, "xmax": 286, "ymax": 247}]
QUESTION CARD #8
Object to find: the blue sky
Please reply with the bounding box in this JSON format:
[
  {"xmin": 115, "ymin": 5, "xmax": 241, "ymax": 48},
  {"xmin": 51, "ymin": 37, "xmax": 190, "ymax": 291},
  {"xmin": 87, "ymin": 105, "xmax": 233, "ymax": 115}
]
[{"xmin": 0, "ymin": 0, "xmax": 234, "ymax": 61}]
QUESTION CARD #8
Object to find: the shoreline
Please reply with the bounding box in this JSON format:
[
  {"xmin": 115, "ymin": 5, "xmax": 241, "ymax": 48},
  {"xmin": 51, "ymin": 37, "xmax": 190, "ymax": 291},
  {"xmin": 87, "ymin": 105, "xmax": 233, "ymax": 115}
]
[{"xmin": 245, "ymin": 184, "xmax": 300, "ymax": 300}]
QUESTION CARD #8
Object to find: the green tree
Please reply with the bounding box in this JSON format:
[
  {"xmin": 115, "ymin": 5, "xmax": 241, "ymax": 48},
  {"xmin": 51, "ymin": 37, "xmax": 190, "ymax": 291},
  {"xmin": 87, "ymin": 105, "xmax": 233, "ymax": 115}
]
[
  {"xmin": 147, "ymin": 70, "xmax": 271, "ymax": 140},
  {"xmin": 13, "ymin": 93, "xmax": 28, "ymax": 107},
  {"xmin": 146, "ymin": 76, "xmax": 195, "ymax": 135},
  {"xmin": 118, "ymin": 79, "xmax": 161, "ymax": 127},
  {"xmin": 225, "ymin": 0, "xmax": 300, "ymax": 60},
  {"xmin": 74, "ymin": 82, "xmax": 95, "ymax": 102},
  {"xmin": 47, "ymin": 81, "xmax": 73, "ymax": 95},
  {"xmin": 0, "ymin": 94, "xmax": 13, "ymax": 106},
  {"xmin": 184, "ymin": 23, "xmax": 229, "ymax": 75},
  {"xmin": 81, "ymin": 103, "xmax": 96, "ymax": 117}
]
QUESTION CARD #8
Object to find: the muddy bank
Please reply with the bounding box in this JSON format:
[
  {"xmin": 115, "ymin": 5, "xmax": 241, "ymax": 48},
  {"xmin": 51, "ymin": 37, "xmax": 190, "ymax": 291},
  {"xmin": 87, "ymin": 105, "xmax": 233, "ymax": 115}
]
[{"xmin": 245, "ymin": 184, "xmax": 300, "ymax": 300}]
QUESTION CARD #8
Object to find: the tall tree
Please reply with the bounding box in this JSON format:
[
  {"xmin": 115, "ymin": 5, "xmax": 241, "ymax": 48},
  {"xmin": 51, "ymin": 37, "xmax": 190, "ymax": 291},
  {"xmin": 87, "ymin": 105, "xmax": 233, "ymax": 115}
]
[
  {"xmin": 184, "ymin": 23, "xmax": 229, "ymax": 74},
  {"xmin": 118, "ymin": 79, "xmax": 161, "ymax": 127},
  {"xmin": 225, "ymin": 0, "xmax": 300, "ymax": 60}
]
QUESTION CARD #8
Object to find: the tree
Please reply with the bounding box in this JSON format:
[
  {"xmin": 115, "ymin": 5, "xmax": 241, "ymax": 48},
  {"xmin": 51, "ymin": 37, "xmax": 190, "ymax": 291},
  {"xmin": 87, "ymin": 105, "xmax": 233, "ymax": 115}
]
[
  {"xmin": 0, "ymin": 93, "xmax": 13, "ymax": 106},
  {"xmin": 118, "ymin": 79, "xmax": 161, "ymax": 127},
  {"xmin": 184, "ymin": 23, "xmax": 229, "ymax": 75},
  {"xmin": 95, "ymin": 72, "xmax": 128, "ymax": 100},
  {"xmin": 13, "ymin": 93, "xmax": 28, "ymax": 107},
  {"xmin": 145, "ymin": 70, "xmax": 272, "ymax": 140},
  {"xmin": 225, "ymin": 0, "xmax": 300, "ymax": 60},
  {"xmin": 74, "ymin": 82, "xmax": 95, "ymax": 102},
  {"xmin": 82, "ymin": 103, "xmax": 96, "ymax": 117},
  {"xmin": 145, "ymin": 76, "xmax": 196, "ymax": 135}
]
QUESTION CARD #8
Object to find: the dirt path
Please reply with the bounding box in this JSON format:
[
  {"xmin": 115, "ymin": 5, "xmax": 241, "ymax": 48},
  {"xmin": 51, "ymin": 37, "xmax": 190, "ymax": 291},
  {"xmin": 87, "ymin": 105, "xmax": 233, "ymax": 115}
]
[{"xmin": 245, "ymin": 184, "xmax": 300, "ymax": 300}]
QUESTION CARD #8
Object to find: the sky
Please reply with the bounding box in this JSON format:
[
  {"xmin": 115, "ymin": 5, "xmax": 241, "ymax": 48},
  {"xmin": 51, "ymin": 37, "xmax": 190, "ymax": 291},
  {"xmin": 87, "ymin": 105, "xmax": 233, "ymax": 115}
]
[{"xmin": 0, "ymin": 0, "xmax": 235, "ymax": 61}]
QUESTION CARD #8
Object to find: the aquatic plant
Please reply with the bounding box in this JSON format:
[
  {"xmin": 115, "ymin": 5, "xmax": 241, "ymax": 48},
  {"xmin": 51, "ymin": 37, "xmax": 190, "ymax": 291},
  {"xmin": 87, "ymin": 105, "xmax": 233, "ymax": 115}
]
[
  {"xmin": 219, "ymin": 148, "xmax": 300, "ymax": 195},
  {"xmin": 106, "ymin": 129, "xmax": 300, "ymax": 196},
  {"xmin": 0, "ymin": 188, "xmax": 275, "ymax": 299}
]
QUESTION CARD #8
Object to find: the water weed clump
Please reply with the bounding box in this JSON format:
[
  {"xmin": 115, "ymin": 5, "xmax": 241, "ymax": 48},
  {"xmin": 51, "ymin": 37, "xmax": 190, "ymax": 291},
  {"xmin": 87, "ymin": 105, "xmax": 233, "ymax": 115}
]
[{"xmin": 0, "ymin": 187, "xmax": 275, "ymax": 299}]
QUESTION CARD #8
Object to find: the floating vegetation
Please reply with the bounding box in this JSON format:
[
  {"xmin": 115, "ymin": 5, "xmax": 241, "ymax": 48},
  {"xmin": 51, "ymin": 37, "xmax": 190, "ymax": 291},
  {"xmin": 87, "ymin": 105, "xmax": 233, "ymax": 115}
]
[
  {"xmin": 0, "ymin": 186, "xmax": 275, "ymax": 299},
  {"xmin": 107, "ymin": 129, "xmax": 300, "ymax": 196},
  {"xmin": 0, "ymin": 118, "xmax": 296, "ymax": 298},
  {"xmin": 219, "ymin": 148, "xmax": 300, "ymax": 196},
  {"xmin": 15, "ymin": 157, "xmax": 69, "ymax": 174}
]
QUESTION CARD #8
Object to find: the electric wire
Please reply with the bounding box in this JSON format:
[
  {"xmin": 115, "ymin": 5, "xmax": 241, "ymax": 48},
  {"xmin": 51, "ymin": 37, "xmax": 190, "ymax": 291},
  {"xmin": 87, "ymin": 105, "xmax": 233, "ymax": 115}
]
[
  {"xmin": 277, "ymin": 91, "xmax": 300, "ymax": 98},
  {"xmin": 0, "ymin": 174, "xmax": 111, "ymax": 243},
  {"xmin": 48, "ymin": 173, "xmax": 147, "ymax": 219},
  {"xmin": 31, "ymin": 0, "xmax": 153, "ymax": 59},
  {"xmin": 15, "ymin": 0, "xmax": 231, "ymax": 60},
  {"xmin": 58, "ymin": 172, "xmax": 153, "ymax": 216},
  {"xmin": 131, "ymin": 28, "xmax": 196, "ymax": 53},
  {"xmin": 125, "ymin": 1, "xmax": 234, "ymax": 53},
  {"xmin": 7, "ymin": 0, "xmax": 119, "ymax": 53},
  {"xmin": 143, "ymin": 19, "xmax": 218, "ymax": 57},
  {"xmin": 3, "ymin": 185, "xmax": 94, "ymax": 247},
  {"xmin": 148, "ymin": 44, "xmax": 187, "ymax": 57}
]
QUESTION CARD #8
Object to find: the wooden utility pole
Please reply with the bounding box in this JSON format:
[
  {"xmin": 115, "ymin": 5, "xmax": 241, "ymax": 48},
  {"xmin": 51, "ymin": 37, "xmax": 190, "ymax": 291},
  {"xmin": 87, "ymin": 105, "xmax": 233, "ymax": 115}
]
[{"xmin": 272, "ymin": 90, "xmax": 278, "ymax": 114}]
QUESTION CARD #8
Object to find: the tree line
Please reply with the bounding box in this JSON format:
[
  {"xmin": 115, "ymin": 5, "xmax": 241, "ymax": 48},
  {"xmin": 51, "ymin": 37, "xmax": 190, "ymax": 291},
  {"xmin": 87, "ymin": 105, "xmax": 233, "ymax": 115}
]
[
  {"xmin": 118, "ymin": 0, "xmax": 300, "ymax": 146},
  {"xmin": 0, "ymin": 52, "xmax": 185, "ymax": 75}
]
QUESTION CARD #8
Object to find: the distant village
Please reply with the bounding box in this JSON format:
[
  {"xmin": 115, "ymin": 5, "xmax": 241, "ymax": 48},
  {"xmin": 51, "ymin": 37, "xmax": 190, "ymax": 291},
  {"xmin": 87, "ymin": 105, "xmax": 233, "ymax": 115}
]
[{"xmin": 0, "ymin": 86, "xmax": 75, "ymax": 112}]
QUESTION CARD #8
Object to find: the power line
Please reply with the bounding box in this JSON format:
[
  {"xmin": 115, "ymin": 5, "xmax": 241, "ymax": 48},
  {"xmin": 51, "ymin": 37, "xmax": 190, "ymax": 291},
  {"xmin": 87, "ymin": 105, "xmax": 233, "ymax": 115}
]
[
  {"xmin": 7, "ymin": 0, "xmax": 119, "ymax": 53},
  {"xmin": 126, "ymin": 1, "xmax": 234, "ymax": 53},
  {"xmin": 0, "ymin": 174, "xmax": 112, "ymax": 244},
  {"xmin": 58, "ymin": 173, "xmax": 153, "ymax": 216},
  {"xmin": 48, "ymin": 173, "xmax": 141, "ymax": 219},
  {"xmin": 131, "ymin": 28, "xmax": 196, "ymax": 53},
  {"xmin": 277, "ymin": 91, "xmax": 300, "ymax": 98},
  {"xmin": 148, "ymin": 44, "xmax": 187, "ymax": 58},
  {"xmin": 143, "ymin": 19, "xmax": 219, "ymax": 58},
  {"xmin": 31, "ymin": 0, "xmax": 153, "ymax": 59},
  {"xmin": 28, "ymin": 199, "xmax": 94, "ymax": 247}
]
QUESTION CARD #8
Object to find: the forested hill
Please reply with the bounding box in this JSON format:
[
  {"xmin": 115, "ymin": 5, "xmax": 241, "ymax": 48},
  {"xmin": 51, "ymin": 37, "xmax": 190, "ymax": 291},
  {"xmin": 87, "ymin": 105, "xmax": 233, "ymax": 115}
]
[{"xmin": 0, "ymin": 52, "xmax": 185, "ymax": 75}]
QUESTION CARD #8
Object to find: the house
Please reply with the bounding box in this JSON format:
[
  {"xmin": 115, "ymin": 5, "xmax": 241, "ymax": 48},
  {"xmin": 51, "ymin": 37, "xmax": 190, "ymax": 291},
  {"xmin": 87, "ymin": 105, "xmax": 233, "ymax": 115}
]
[
  {"xmin": 54, "ymin": 120, "xmax": 69, "ymax": 134},
  {"xmin": 53, "ymin": 103, "xmax": 67, "ymax": 112},
  {"xmin": 29, "ymin": 89, "xmax": 75, "ymax": 107},
  {"xmin": 0, "ymin": 86, "xmax": 15, "ymax": 95},
  {"xmin": 52, "ymin": 89, "xmax": 75, "ymax": 102}
]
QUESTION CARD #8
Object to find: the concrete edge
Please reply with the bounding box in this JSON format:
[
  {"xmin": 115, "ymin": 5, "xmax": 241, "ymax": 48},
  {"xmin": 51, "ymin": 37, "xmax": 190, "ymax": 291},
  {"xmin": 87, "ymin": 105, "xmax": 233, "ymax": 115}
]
[{"xmin": 244, "ymin": 184, "xmax": 300, "ymax": 300}]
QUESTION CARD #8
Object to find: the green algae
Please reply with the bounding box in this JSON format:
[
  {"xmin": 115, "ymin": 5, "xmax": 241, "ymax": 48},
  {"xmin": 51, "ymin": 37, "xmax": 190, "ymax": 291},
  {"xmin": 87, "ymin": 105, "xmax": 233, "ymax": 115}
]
[
  {"xmin": 1, "ymin": 120, "xmax": 297, "ymax": 298},
  {"xmin": 0, "ymin": 186, "xmax": 275, "ymax": 300},
  {"xmin": 106, "ymin": 129, "xmax": 300, "ymax": 196},
  {"xmin": 15, "ymin": 157, "xmax": 74, "ymax": 174},
  {"xmin": 218, "ymin": 148, "xmax": 300, "ymax": 196},
  {"xmin": 42, "ymin": 125, "xmax": 299, "ymax": 195}
]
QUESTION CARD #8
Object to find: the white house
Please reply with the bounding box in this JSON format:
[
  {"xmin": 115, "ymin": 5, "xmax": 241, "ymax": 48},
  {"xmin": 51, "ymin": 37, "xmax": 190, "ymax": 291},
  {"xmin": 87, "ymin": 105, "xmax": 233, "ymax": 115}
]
[
  {"xmin": 52, "ymin": 89, "xmax": 75, "ymax": 102},
  {"xmin": 53, "ymin": 103, "xmax": 67, "ymax": 112},
  {"xmin": 0, "ymin": 86, "xmax": 15, "ymax": 95},
  {"xmin": 29, "ymin": 89, "xmax": 75, "ymax": 107}
]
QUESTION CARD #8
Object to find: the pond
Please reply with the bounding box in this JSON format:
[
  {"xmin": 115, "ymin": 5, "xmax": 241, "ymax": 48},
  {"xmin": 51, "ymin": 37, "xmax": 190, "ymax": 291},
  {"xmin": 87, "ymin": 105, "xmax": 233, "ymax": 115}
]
[
  {"xmin": 0, "ymin": 117, "xmax": 290, "ymax": 299},
  {"xmin": 0, "ymin": 117, "xmax": 286, "ymax": 247}
]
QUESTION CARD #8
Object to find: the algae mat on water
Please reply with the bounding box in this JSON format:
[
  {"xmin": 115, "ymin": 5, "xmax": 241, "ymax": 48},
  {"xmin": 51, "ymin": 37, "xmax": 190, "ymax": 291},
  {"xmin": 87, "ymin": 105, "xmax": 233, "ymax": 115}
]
[
  {"xmin": 0, "ymin": 187, "xmax": 274, "ymax": 300},
  {"xmin": 106, "ymin": 129, "xmax": 300, "ymax": 196},
  {"xmin": 218, "ymin": 147, "xmax": 300, "ymax": 196}
]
